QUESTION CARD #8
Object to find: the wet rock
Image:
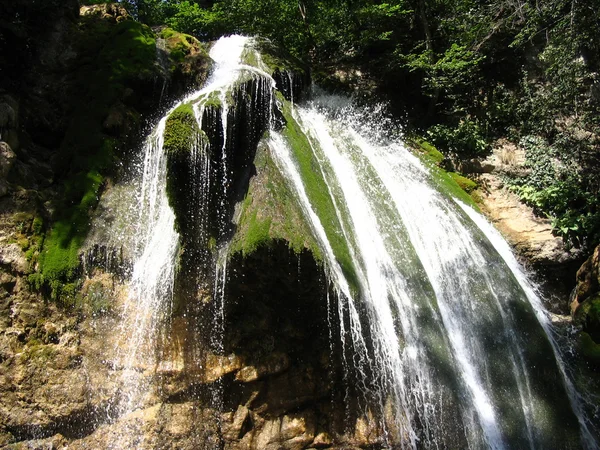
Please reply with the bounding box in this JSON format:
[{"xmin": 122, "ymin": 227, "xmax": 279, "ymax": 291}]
[
  {"xmin": 0, "ymin": 142, "xmax": 16, "ymax": 197},
  {"xmin": 223, "ymin": 405, "xmax": 252, "ymax": 441},
  {"xmin": 571, "ymin": 245, "xmax": 600, "ymax": 367},
  {"xmin": 205, "ymin": 353, "xmax": 243, "ymax": 383},
  {"xmin": 312, "ymin": 431, "xmax": 332, "ymax": 447},
  {"xmin": 574, "ymin": 245, "xmax": 600, "ymax": 305},
  {"xmin": 235, "ymin": 352, "xmax": 290, "ymax": 383}
]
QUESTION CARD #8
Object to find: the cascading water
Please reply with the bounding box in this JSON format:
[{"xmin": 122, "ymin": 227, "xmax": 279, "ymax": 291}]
[
  {"xmin": 268, "ymin": 94, "xmax": 598, "ymax": 448},
  {"xmin": 105, "ymin": 35, "xmax": 259, "ymax": 445},
  {"xmin": 105, "ymin": 35, "xmax": 598, "ymax": 449}
]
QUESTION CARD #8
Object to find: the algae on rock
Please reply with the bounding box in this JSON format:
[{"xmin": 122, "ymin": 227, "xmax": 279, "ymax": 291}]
[{"xmin": 229, "ymin": 138, "xmax": 321, "ymax": 259}]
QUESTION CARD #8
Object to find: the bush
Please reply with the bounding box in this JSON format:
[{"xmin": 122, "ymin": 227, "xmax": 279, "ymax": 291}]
[{"xmin": 427, "ymin": 119, "xmax": 490, "ymax": 156}]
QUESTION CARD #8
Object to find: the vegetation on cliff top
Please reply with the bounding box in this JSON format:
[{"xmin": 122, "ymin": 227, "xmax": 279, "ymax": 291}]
[{"xmin": 122, "ymin": 0, "xmax": 599, "ymax": 251}]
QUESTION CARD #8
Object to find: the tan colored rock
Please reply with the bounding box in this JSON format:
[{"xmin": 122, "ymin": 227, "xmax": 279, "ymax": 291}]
[
  {"xmin": 0, "ymin": 243, "xmax": 28, "ymax": 274},
  {"xmin": 477, "ymin": 173, "xmax": 580, "ymax": 266},
  {"xmin": 312, "ymin": 432, "xmax": 332, "ymax": 447},
  {"xmin": 235, "ymin": 352, "xmax": 290, "ymax": 382},
  {"xmin": 223, "ymin": 405, "xmax": 252, "ymax": 441},
  {"xmin": 80, "ymin": 3, "xmax": 130, "ymax": 22},
  {"xmin": 252, "ymin": 417, "xmax": 281, "ymax": 449},
  {"xmin": 354, "ymin": 410, "xmax": 384, "ymax": 447},
  {"xmin": 205, "ymin": 353, "xmax": 243, "ymax": 383}
]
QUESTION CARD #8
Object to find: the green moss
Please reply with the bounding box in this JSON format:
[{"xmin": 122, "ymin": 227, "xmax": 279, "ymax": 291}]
[
  {"xmin": 449, "ymin": 172, "xmax": 478, "ymax": 193},
  {"xmin": 279, "ymin": 99, "xmax": 358, "ymax": 293},
  {"xmin": 197, "ymin": 91, "xmax": 222, "ymax": 109},
  {"xmin": 20, "ymin": 341, "xmax": 57, "ymax": 363},
  {"xmin": 579, "ymin": 332, "xmax": 600, "ymax": 366},
  {"xmin": 575, "ymin": 294, "xmax": 600, "ymax": 335},
  {"xmin": 408, "ymin": 138, "xmax": 481, "ymax": 209},
  {"xmin": 39, "ymin": 169, "xmax": 104, "ymax": 300},
  {"xmin": 163, "ymin": 103, "xmax": 199, "ymax": 155},
  {"xmin": 160, "ymin": 27, "xmax": 198, "ymax": 64},
  {"xmin": 230, "ymin": 140, "xmax": 322, "ymax": 259},
  {"xmin": 32, "ymin": 217, "xmax": 43, "ymax": 235},
  {"xmin": 239, "ymin": 202, "xmax": 272, "ymax": 256},
  {"xmin": 163, "ymin": 103, "xmax": 209, "ymax": 235},
  {"xmin": 35, "ymin": 18, "xmax": 160, "ymax": 302},
  {"xmin": 409, "ymin": 138, "xmax": 445, "ymax": 165}
]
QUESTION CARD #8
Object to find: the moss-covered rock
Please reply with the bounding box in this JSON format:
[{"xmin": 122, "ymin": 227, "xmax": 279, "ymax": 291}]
[
  {"xmin": 409, "ymin": 139, "xmax": 481, "ymax": 210},
  {"xmin": 578, "ymin": 332, "xmax": 600, "ymax": 368},
  {"xmin": 164, "ymin": 103, "xmax": 209, "ymax": 237},
  {"xmin": 158, "ymin": 27, "xmax": 212, "ymax": 99},
  {"xmin": 449, "ymin": 172, "xmax": 478, "ymax": 193},
  {"xmin": 230, "ymin": 139, "xmax": 320, "ymax": 259}
]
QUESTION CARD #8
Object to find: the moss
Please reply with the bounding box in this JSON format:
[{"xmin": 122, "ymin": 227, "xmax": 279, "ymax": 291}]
[
  {"xmin": 579, "ymin": 332, "xmax": 600, "ymax": 367},
  {"xmin": 32, "ymin": 217, "xmax": 43, "ymax": 235},
  {"xmin": 197, "ymin": 91, "xmax": 222, "ymax": 109},
  {"xmin": 20, "ymin": 341, "xmax": 57, "ymax": 363},
  {"xmin": 279, "ymin": 99, "xmax": 358, "ymax": 293},
  {"xmin": 230, "ymin": 140, "xmax": 321, "ymax": 259},
  {"xmin": 163, "ymin": 103, "xmax": 199, "ymax": 155},
  {"xmin": 409, "ymin": 138, "xmax": 445, "ymax": 165},
  {"xmin": 240, "ymin": 205, "xmax": 272, "ymax": 256},
  {"xmin": 36, "ymin": 18, "xmax": 159, "ymax": 302},
  {"xmin": 575, "ymin": 294, "xmax": 600, "ymax": 339},
  {"xmin": 449, "ymin": 172, "xmax": 478, "ymax": 193},
  {"xmin": 163, "ymin": 103, "xmax": 209, "ymax": 235},
  {"xmin": 160, "ymin": 27, "xmax": 198, "ymax": 64},
  {"xmin": 409, "ymin": 139, "xmax": 480, "ymax": 210}
]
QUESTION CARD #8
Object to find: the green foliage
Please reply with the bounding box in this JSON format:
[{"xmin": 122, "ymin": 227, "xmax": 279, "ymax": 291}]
[
  {"xmin": 403, "ymin": 43, "xmax": 484, "ymax": 99},
  {"xmin": 427, "ymin": 119, "xmax": 489, "ymax": 156},
  {"xmin": 507, "ymin": 136, "xmax": 600, "ymax": 248}
]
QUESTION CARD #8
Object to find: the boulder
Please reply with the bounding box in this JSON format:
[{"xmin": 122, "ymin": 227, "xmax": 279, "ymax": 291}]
[{"xmin": 0, "ymin": 141, "xmax": 16, "ymax": 178}]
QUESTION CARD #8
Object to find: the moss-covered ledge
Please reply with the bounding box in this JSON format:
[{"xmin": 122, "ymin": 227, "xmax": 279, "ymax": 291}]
[
  {"xmin": 406, "ymin": 137, "xmax": 481, "ymax": 210},
  {"xmin": 229, "ymin": 138, "xmax": 321, "ymax": 260}
]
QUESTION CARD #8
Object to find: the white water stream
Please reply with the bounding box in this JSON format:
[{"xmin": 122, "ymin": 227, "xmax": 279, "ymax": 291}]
[{"xmin": 106, "ymin": 35, "xmax": 596, "ymax": 449}]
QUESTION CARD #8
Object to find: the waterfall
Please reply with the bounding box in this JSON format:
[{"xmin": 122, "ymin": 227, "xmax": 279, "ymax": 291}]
[
  {"xmin": 105, "ymin": 35, "xmax": 597, "ymax": 449},
  {"xmin": 269, "ymin": 94, "xmax": 596, "ymax": 448}
]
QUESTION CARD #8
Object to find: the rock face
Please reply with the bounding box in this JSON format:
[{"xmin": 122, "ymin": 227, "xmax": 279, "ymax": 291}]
[
  {"xmin": 572, "ymin": 245, "xmax": 600, "ymax": 367},
  {"xmin": 472, "ymin": 143, "xmax": 584, "ymax": 310},
  {"xmin": 0, "ymin": 13, "xmax": 392, "ymax": 448}
]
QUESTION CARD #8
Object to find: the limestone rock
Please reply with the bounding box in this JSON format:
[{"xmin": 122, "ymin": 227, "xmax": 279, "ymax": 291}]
[
  {"xmin": 0, "ymin": 141, "xmax": 16, "ymax": 178},
  {"xmin": 80, "ymin": 3, "xmax": 130, "ymax": 22},
  {"xmin": 0, "ymin": 243, "xmax": 28, "ymax": 274},
  {"xmin": 205, "ymin": 353, "xmax": 244, "ymax": 383},
  {"xmin": 235, "ymin": 352, "xmax": 290, "ymax": 383},
  {"xmin": 312, "ymin": 432, "xmax": 332, "ymax": 447}
]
